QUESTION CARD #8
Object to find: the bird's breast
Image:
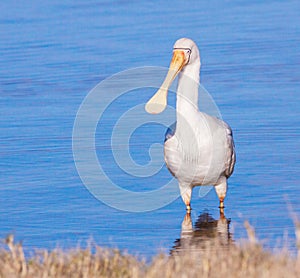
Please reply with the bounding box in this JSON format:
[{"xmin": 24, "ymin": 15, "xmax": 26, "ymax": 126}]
[
  {"xmin": 164, "ymin": 134, "xmax": 216, "ymax": 185},
  {"xmin": 163, "ymin": 123, "xmax": 231, "ymax": 186}
]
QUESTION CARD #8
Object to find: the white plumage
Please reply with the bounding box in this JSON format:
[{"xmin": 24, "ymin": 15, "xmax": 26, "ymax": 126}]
[{"xmin": 145, "ymin": 38, "xmax": 235, "ymax": 212}]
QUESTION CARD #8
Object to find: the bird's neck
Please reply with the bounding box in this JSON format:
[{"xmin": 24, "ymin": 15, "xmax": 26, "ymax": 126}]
[{"xmin": 176, "ymin": 62, "xmax": 200, "ymax": 130}]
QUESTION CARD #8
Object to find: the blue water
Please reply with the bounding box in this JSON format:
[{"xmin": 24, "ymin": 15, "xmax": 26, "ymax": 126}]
[{"xmin": 1, "ymin": 1, "xmax": 300, "ymax": 258}]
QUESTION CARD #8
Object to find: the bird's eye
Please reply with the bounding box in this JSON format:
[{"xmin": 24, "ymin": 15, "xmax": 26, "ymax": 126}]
[{"xmin": 186, "ymin": 49, "xmax": 191, "ymax": 54}]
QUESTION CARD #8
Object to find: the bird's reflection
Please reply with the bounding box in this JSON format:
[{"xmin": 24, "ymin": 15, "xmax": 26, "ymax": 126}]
[{"xmin": 171, "ymin": 211, "xmax": 232, "ymax": 255}]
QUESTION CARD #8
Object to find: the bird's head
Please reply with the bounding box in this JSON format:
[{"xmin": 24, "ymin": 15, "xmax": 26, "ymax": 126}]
[
  {"xmin": 172, "ymin": 38, "xmax": 200, "ymax": 68},
  {"xmin": 145, "ymin": 38, "xmax": 200, "ymax": 114}
]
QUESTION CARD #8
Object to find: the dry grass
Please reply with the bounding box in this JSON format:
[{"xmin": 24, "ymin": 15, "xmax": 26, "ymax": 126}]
[{"xmin": 1, "ymin": 222, "xmax": 300, "ymax": 278}]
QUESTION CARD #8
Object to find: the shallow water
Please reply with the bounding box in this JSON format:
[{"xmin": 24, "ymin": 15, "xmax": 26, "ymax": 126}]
[{"xmin": 1, "ymin": 1, "xmax": 300, "ymax": 258}]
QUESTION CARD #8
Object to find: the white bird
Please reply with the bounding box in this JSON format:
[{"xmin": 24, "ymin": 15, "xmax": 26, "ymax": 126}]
[{"xmin": 145, "ymin": 38, "xmax": 235, "ymax": 212}]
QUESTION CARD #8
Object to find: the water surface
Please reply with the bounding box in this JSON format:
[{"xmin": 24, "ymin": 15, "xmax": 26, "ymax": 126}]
[{"xmin": 1, "ymin": 0, "xmax": 300, "ymax": 258}]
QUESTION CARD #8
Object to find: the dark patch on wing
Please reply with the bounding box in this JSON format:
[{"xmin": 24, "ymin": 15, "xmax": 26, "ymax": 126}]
[{"xmin": 164, "ymin": 122, "xmax": 176, "ymax": 142}]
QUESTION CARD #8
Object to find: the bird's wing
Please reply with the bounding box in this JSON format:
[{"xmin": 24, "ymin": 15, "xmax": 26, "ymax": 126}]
[
  {"xmin": 224, "ymin": 123, "xmax": 236, "ymax": 178},
  {"xmin": 203, "ymin": 113, "xmax": 236, "ymax": 178}
]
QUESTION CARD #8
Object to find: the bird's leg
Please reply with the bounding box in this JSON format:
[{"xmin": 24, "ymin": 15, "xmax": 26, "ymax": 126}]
[
  {"xmin": 186, "ymin": 204, "xmax": 192, "ymax": 213},
  {"xmin": 214, "ymin": 178, "xmax": 228, "ymax": 212},
  {"xmin": 179, "ymin": 184, "xmax": 192, "ymax": 213},
  {"xmin": 219, "ymin": 198, "xmax": 225, "ymax": 215},
  {"xmin": 219, "ymin": 198, "xmax": 225, "ymax": 209}
]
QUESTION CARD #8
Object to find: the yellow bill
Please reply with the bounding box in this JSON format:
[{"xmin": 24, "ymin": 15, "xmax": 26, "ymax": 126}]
[{"xmin": 145, "ymin": 50, "xmax": 187, "ymax": 114}]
